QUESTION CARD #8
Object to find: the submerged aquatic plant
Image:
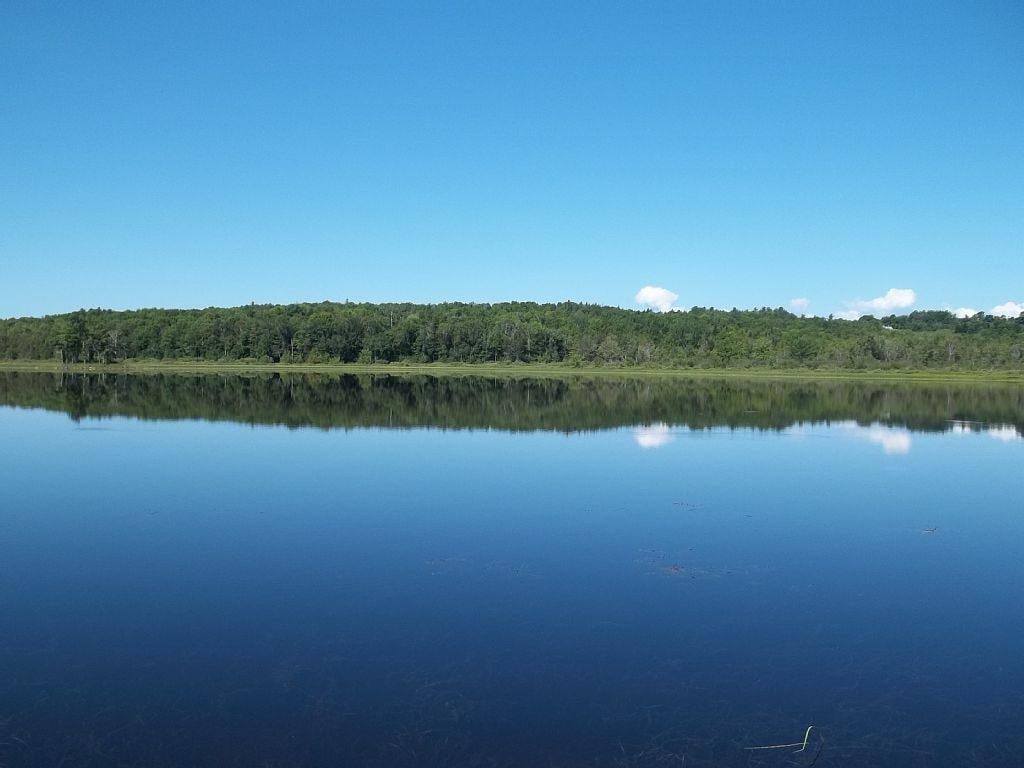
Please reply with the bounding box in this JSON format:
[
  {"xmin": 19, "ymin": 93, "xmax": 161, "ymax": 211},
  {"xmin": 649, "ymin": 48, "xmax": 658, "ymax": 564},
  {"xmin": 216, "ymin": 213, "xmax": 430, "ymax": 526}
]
[{"xmin": 744, "ymin": 724, "xmax": 813, "ymax": 753}]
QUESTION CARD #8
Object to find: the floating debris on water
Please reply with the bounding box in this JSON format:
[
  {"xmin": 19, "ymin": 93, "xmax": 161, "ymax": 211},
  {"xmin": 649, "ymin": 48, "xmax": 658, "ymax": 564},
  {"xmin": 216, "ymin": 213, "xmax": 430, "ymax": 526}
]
[
  {"xmin": 424, "ymin": 556, "xmax": 466, "ymax": 575},
  {"xmin": 671, "ymin": 500, "xmax": 704, "ymax": 510},
  {"xmin": 636, "ymin": 548, "xmax": 736, "ymax": 581}
]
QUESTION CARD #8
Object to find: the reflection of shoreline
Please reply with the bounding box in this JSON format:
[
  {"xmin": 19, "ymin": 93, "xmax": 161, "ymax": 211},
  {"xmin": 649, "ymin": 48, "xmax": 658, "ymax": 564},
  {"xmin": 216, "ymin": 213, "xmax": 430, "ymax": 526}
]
[{"xmin": 1, "ymin": 371, "xmax": 1022, "ymax": 438}]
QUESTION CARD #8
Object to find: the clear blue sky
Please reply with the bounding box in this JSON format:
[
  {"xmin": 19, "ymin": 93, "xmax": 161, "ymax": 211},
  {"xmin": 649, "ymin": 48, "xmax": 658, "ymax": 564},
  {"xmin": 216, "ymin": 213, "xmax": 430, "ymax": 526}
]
[{"xmin": 2, "ymin": 1, "xmax": 1021, "ymax": 319}]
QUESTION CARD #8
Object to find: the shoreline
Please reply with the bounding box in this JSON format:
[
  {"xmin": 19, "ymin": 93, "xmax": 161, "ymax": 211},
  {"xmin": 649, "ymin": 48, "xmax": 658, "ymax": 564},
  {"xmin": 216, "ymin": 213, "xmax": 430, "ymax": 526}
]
[{"xmin": 1, "ymin": 360, "xmax": 1021, "ymax": 384}]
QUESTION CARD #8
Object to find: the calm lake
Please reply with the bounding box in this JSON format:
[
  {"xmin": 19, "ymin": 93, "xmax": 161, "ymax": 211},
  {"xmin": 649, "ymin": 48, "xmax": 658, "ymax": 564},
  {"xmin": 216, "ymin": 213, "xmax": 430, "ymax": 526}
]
[{"xmin": 1, "ymin": 372, "xmax": 1022, "ymax": 767}]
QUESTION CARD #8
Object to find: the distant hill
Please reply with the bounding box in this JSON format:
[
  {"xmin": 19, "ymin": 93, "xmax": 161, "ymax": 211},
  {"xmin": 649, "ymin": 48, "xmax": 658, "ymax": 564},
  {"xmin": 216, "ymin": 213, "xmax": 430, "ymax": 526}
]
[{"xmin": 1, "ymin": 301, "xmax": 1022, "ymax": 370}]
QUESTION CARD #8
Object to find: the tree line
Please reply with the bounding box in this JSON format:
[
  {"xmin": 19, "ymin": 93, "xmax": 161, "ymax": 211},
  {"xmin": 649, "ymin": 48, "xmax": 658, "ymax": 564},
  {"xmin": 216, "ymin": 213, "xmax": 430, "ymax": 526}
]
[{"xmin": 1, "ymin": 301, "xmax": 1022, "ymax": 369}]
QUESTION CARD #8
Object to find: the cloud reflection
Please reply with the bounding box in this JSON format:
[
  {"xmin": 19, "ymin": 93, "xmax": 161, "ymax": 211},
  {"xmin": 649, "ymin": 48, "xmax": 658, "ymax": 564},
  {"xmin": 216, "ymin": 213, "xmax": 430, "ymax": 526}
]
[
  {"xmin": 838, "ymin": 421, "xmax": 913, "ymax": 454},
  {"xmin": 987, "ymin": 425, "xmax": 1022, "ymax": 442},
  {"xmin": 866, "ymin": 427, "xmax": 912, "ymax": 454},
  {"xmin": 634, "ymin": 423, "xmax": 674, "ymax": 449},
  {"xmin": 948, "ymin": 421, "xmax": 1022, "ymax": 442}
]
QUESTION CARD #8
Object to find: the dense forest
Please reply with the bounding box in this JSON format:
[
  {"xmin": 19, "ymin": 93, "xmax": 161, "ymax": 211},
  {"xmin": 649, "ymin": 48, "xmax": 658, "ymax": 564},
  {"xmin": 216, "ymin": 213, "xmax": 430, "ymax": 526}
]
[
  {"xmin": 2, "ymin": 371, "xmax": 1021, "ymax": 435},
  {"xmin": 1, "ymin": 301, "xmax": 1023, "ymax": 370}
]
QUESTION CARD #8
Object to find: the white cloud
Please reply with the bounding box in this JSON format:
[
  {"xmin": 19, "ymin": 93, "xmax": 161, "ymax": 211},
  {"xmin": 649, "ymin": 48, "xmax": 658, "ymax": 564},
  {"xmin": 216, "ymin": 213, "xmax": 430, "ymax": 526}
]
[
  {"xmin": 635, "ymin": 286, "xmax": 680, "ymax": 313},
  {"xmin": 857, "ymin": 288, "xmax": 917, "ymax": 313},
  {"xmin": 789, "ymin": 297, "xmax": 810, "ymax": 313},
  {"xmin": 990, "ymin": 301, "xmax": 1024, "ymax": 318},
  {"xmin": 634, "ymin": 423, "xmax": 674, "ymax": 449},
  {"xmin": 835, "ymin": 288, "xmax": 916, "ymax": 320},
  {"xmin": 952, "ymin": 307, "xmax": 980, "ymax": 318}
]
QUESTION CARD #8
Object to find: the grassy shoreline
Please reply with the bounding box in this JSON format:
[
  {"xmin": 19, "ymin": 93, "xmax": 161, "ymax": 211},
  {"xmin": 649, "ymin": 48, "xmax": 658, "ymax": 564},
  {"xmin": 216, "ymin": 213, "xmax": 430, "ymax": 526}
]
[{"xmin": 1, "ymin": 359, "xmax": 1021, "ymax": 384}]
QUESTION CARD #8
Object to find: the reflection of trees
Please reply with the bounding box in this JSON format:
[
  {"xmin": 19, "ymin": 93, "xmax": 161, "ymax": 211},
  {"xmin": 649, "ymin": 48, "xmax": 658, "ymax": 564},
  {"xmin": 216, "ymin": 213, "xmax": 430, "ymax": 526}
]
[{"xmin": 0, "ymin": 371, "xmax": 1021, "ymax": 436}]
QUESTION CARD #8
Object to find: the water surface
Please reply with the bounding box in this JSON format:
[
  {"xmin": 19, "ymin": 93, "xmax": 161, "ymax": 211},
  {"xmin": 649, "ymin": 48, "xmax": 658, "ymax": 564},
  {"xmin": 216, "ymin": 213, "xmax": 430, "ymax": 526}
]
[{"xmin": 1, "ymin": 372, "xmax": 1022, "ymax": 767}]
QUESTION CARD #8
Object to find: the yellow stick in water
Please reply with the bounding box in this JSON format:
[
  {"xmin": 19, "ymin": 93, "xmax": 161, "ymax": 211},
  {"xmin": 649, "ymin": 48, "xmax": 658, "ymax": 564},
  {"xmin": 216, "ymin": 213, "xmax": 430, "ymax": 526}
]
[{"xmin": 744, "ymin": 725, "xmax": 813, "ymax": 753}]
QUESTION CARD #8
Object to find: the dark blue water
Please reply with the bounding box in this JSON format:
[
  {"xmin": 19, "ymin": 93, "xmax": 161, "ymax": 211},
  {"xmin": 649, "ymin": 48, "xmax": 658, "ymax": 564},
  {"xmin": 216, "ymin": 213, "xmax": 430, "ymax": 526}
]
[{"xmin": 1, "ymin": 374, "xmax": 1022, "ymax": 766}]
